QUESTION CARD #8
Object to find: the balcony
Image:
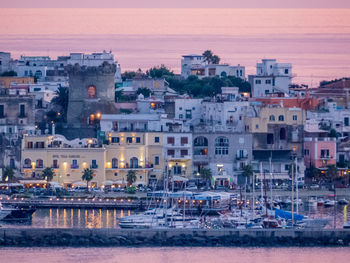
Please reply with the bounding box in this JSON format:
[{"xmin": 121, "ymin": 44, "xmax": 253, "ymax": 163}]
[
  {"xmin": 71, "ymin": 164, "xmax": 79, "ymax": 169},
  {"xmin": 167, "ymin": 155, "xmax": 191, "ymax": 160},
  {"xmin": 52, "ymin": 164, "xmax": 59, "ymax": 169},
  {"xmin": 236, "ymin": 155, "xmax": 248, "ymax": 160},
  {"xmin": 23, "ymin": 164, "xmax": 32, "ymax": 169}
]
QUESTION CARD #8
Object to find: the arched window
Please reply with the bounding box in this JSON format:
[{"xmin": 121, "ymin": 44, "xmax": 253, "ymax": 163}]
[
  {"xmin": 269, "ymin": 115, "xmax": 275, "ymax": 121},
  {"xmin": 278, "ymin": 115, "xmax": 284, "ymax": 121},
  {"xmin": 24, "ymin": 158, "xmax": 31, "ymax": 168},
  {"xmin": 88, "ymin": 85, "xmax": 96, "ymax": 99},
  {"xmin": 280, "ymin": 128, "xmax": 287, "ymax": 140},
  {"xmin": 215, "ymin": 137, "xmax": 229, "ymax": 155},
  {"xmin": 112, "ymin": 158, "xmax": 118, "ymax": 168},
  {"xmin": 194, "ymin": 136, "xmax": 208, "ymax": 146},
  {"xmin": 130, "ymin": 157, "xmax": 138, "ymax": 168},
  {"xmin": 36, "ymin": 159, "xmax": 43, "ymax": 168}
]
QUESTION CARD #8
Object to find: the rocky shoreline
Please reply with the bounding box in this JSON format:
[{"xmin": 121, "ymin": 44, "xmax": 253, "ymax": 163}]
[{"xmin": 0, "ymin": 228, "xmax": 350, "ymax": 247}]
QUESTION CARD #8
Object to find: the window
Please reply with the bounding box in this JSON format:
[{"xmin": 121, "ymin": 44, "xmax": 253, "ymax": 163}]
[
  {"xmin": 304, "ymin": 149, "xmax": 309, "ymax": 156},
  {"xmin": 111, "ymin": 137, "xmax": 120, "ymax": 143},
  {"xmin": 35, "ymin": 141, "xmax": 45, "ymax": 148},
  {"xmin": 173, "ymin": 165, "xmax": 182, "ymax": 175},
  {"xmin": 114, "ymin": 172, "xmax": 118, "ymax": 177},
  {"xmin": 265, "ymin": 90, "xmax": 270, "ymax": 95},
  {"xmin": 179, "ymin": 107, "xmax": 182, "ymax": 110},
  {"xmin": 284, "ymin": 164, "xmax": 290, "ymax": 171},
  {"xmin": 345, "ymin": 117, "xmax": 349, "ymax": 127},
  {"xmin": 265, "ymin": 79, "xmax": 271, "ymax": 84},
  {"xmin": 256, "ymin": 124, "xmax": 259, "ymax": 129},
  {"xmin": 24, "ymin": 158, "xmax": 31, "ymax": 168},
  {"xmin": 112, "ymin": 158, "xmax": 118, "ymax": 168},
  {"xmin": 130, "ymin": 157, "xmax": 138, "ymax": 168},
  {"xmin": 255, "ymin": 79, "xmax": 261, "ymax": 84},
  {"xmin": 71, "ymin": 160, "xmax": 79, "ymax": 169},
  {"xmin": 278, "ymin": 115, "xmax": 284, "ymax": 121},
  {"xmin": 179, "ymin": 114, "xmax": 183, "ymax": 119},
  {"xmin": 167, "ymin": 149, "xmax": 175, "ymax": 157},
  {"xmin": 52, "ymin": 160, "xmax": 59, "ymax": 169},
  {"xmin": 284, "ymin": 69, "xmax": 289, "ymax": 74},
  {"xmin": 185, "ymin": 110, "xmax": 192, "ymax": 119},
  {"xmin": 293, "ymin": 115, "xmax": 298, "ymax": 121},
  {"xmin": 181, "ymin": 137, "xmax": 188, "ymax": 145},
  {"xmin": 194, "ymin": 136, "xmax": 208, "ymax": 146},
  {"xmin": 320, "ymin": 149, "xmax": 330, "ymax": 158},
  {"xmin": 269, "ymin": 115, "xmax": 275, "ymax": 121},
  {"xmin": 19, "ymin": 104, "xmax": 25, "ymax": 117},
  {"xmin": 136, "ymin": 137, "xmax": 141, "ymax": 143},
  {"xmin": 280, "ymin": 128, "xmax": 286, "ymax": 140},
  {"xmin": 181, "ymin": 150, "xmax": 188, "ymax": 157},
  {"xmin": 27, "ymin": 142, "xmax": 33, "ymax": 149},
  {"xmin": 91, "ymin": 160, "xmax": 98, "ymax": 169},
  {"xmin": 155, "ymin": 156, "xmax": 159, "ymax": 165},
  {"xmin": 0, "ymin": 105, "xmax": 4, "ymax": 118},
  {"xmin": 88, "ymin": 85, "xmax": 96, "ymax": 98},
  {"xmin": 10, "ymin": 159, "xmax": 15, "ymax": 169},
  {"xmin": 126, "ymin": 137, "xmax": 132, "ymax": 143},
  {"xmin": 267, "ymin": 134, "xmax": 274, "ymax": 144},
  {"xmin": 215, "ymin": 137, "xmax": 229, "ymax": 155},
  {"xmin": 154, "ymin": 136, "xmax": 160, "ymax": 143},
  {"xmin": 36, "ymin": 159, "xmax": 43, "ymax": 168},
  {"xmin": 167, "ymin": 137, "xmax": 175, "ymax": 145}
]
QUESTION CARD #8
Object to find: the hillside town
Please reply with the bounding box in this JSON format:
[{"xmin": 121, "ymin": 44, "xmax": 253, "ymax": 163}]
[{"xmin": 0, "ymin": 50, "xmax": 349, "ymax": 192}]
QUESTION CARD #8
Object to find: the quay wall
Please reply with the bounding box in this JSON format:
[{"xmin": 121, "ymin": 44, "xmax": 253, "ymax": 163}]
[{"xmin": 0, "ymin": 228, "xmax": 350, "ymax": 247}]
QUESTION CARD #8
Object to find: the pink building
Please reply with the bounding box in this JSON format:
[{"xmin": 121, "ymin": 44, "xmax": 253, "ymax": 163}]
[{"xmin": 304, "ymin": 137, "xmax": 337, "ymax": 169}]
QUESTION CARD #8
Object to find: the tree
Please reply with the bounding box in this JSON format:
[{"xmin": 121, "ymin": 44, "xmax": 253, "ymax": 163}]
[
  {"xmin": 42, "ymin": 167, "xmax": 54, "ymax": 183},
  {"xmin": 51, "ymin": 87, "xmax": 69, "ymax": 121},
  {"xmin": 200, "ymin": 168, "xmax": 212, "ymax": 189},
  {"xmin": 146, "ymin": 65, "xmax": 174, "ymax": 78},
  {"xmin": 241, "ymin": 165, "xmax": 253, "ymax": 187},
  {"xmin": 81, "ymin": 168, "xmax": 94, "ymax": 191},
  {"xmin": 2, "ymin": 167, "xmax": 15, "ymax": 183},
  {"xmin": 202, "ymin": 50, "xmax": 220, "ymax": 64},
  {"xmin": 136, "ymin": 88, "xmax": 152, "ymax": 98},
  {"xmin": 325, "ymin": 165, "xmax": 337, "ymax": 185},
  {"xmin": 306, "ymin": 165, "xmax": 320, "ymax": 182},
  {"xmin": 328, "ymin": 129, "xmax": 337, "ymax": 138},
  {"xmin": 1, "ymin": 71, "xmax": 17, "ymax": 76},
  {"xmin": 126, "ymin": 170, "xmax": 137, "ymax": 187}
]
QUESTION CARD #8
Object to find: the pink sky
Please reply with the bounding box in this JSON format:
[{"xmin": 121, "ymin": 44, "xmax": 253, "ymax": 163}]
[{"xmin": 2, "ymin": 0, "xmax": 350, "ymax": 8}]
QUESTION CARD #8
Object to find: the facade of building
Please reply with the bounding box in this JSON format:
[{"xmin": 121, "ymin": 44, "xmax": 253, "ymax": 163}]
[
  {"xmin": 0, "ymin": 52, "xmax": 11, "ymax": 73},
  {"xmin": 0, "ymin": 77, "xmax": 34, "ymax": 89},
  {"xmin": 249, "ymin": 59, "xmax": 292, "ymax": 98}
]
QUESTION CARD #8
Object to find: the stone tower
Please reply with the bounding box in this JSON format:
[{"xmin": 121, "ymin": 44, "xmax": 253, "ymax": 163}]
[{"xmin": 66, "ymin": 62, "xmax": 116, "ymax": 127}]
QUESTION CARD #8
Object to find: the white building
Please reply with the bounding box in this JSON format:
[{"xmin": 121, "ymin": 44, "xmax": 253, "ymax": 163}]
[
  {"xmin": 174, "ymin": 98, "xmax": 203, "ymax": 124},
  {"xmin": 0, "ymin": 52, "xmax": 11, "ymax": 73},
  {"xmin": 248, "ymin": 59, "xmax": 292, "ymax": 98},
  {"xmin": 181, "ymin": 54, "xmax": 245, "ymax": 80}
]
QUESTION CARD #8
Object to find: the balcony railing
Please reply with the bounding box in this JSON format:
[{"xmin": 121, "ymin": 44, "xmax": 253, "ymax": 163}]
[
  {"xmin": 236, "ymin": 155, "xmax": 248, "ymax": 160},
  {"xmin": 23, "ymin": 164, "xmax": 32, "ymax": 169},
  {"xmin": 52, "ymin": 165, "xmax": 59, "ymax": 169},
  {"xmin": 71, "ymin": 164, "xmax": 79, "ymax": 169},
  {"xmin": 90, "ymin": 164, "xmax": 99, "ymax": 169}
]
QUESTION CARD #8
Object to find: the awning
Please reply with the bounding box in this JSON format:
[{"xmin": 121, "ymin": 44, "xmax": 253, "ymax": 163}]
[
  {"xmin": 19, "ymin": 180, "xmax": 47, "ymax": 184},
  {"xmin": 72, "ymin": 181, "xmax": 86, "ymax": 186},
  {"xmin": 0, "ymin": 183, "xmax": 24, "ymax": 187},
  {"xmin": 103, "ymin": 180, "xmax": 115, "ymax": 186}
]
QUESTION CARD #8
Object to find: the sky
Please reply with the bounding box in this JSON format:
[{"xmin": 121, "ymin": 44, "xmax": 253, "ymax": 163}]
[{"xmin": 2, "ymin": 0, "xmax": 350, "ymax": 8}]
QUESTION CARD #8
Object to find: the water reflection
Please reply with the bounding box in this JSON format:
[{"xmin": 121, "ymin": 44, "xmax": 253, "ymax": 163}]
[{"xmin": 29, "ymin": 208, "xmax": 132, "ymax": 229}]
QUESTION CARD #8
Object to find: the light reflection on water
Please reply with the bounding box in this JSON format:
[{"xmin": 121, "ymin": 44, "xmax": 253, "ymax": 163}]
[{"xmin": 1, "ymin": 204, "xmax": 349, "ymax": 229}]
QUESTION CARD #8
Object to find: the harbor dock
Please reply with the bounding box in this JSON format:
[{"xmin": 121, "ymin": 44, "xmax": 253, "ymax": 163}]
[{"xmin": 0, "ymin": 228, "xmax": 349, "ymax": 247}]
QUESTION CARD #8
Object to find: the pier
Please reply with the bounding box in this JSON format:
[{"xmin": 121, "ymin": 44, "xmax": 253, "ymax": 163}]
[{"xmin": 0, "ymin": 228, "xmax": 350, "ymax": 247}]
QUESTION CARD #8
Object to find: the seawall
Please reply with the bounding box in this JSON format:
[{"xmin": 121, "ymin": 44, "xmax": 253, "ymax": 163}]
[{"xmin": 0, "ymin": 228, "xmax": 350, "ymax": 247}]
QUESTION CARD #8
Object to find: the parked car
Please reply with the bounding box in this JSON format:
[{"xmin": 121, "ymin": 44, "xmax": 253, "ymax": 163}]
[{"xmin": 309, "ymin": 184, "xmax": 320, "ymax": 190}]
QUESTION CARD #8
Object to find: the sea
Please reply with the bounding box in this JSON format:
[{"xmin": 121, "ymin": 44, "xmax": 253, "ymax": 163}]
[{"xmin": 1, "ymin": 8, "xmax": 350, "ymax": 87}]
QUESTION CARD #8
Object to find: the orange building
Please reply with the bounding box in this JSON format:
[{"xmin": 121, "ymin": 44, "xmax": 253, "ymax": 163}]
[{"xmin": 0, "ymin": 77, "xmax": 34, "ymax": 89}]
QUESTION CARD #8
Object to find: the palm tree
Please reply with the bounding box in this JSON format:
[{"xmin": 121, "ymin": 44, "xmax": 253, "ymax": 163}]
[
  {"xmin": 200, "ymin": 168, "xmax": 212, "ymax": 189},
  {"xmin": 42, "ymin": 167, "xmax": 54, "ymax": 183},
  {"xmin": 2, "ymin": 167, "xmax": 15, "ymax": 183},
  {"xmin": 202, "ymin": 50, "xmax": 221, "ymax": 64},
  {"xmin": 241, "ymin": 165, "xmax": 253, "ymax": 189},
  {"xmin": 81, "ymin": 168, "xmax": 94, "ymax": 191},
  {"xmin": 126, "ymin": 170, "xmax": 137, "ymax": 187},
  {"xmin": 51, "ymin": 87, "xmax": 69, "ymax": 120}
]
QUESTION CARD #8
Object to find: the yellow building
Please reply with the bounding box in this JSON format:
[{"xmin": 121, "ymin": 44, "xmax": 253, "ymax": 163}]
[
  {"xmin": 21, "ymin": 135, "xmax": 106, "ymax": 188},
  {"xmin": 0, "ymin": 77, "xmax": 34, "ymax": 89},
  {"xmin": 245, "ymin": 106, "xmax": 305, "ymax": 133},
  {"xmin": 105, "ymin": 132, "xmax": 164, "ymax": 187},
  {"xmin": 21, "ymin": 132, "xmax": 165, "ymax": 188}
]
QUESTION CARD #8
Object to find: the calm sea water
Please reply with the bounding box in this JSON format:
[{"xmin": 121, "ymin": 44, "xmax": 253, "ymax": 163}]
[
  {"xmin": 1, "ymin": 247, "xmax": 350, "ymax": 263},
  {"xmin": 1, "ymin": 8, "xmax": 350, "ymax": 86}
]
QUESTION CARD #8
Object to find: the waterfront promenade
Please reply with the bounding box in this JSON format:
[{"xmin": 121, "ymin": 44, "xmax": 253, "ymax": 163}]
[{"xmin": 0, "ymin": 228, "xmax": 350, "ymax": 247}]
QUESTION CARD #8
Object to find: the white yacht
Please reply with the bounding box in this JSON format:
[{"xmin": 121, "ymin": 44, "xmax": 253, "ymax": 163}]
[{"xmin": 0, "ymin": 203, "xmax": 12, "ymax": 221}]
